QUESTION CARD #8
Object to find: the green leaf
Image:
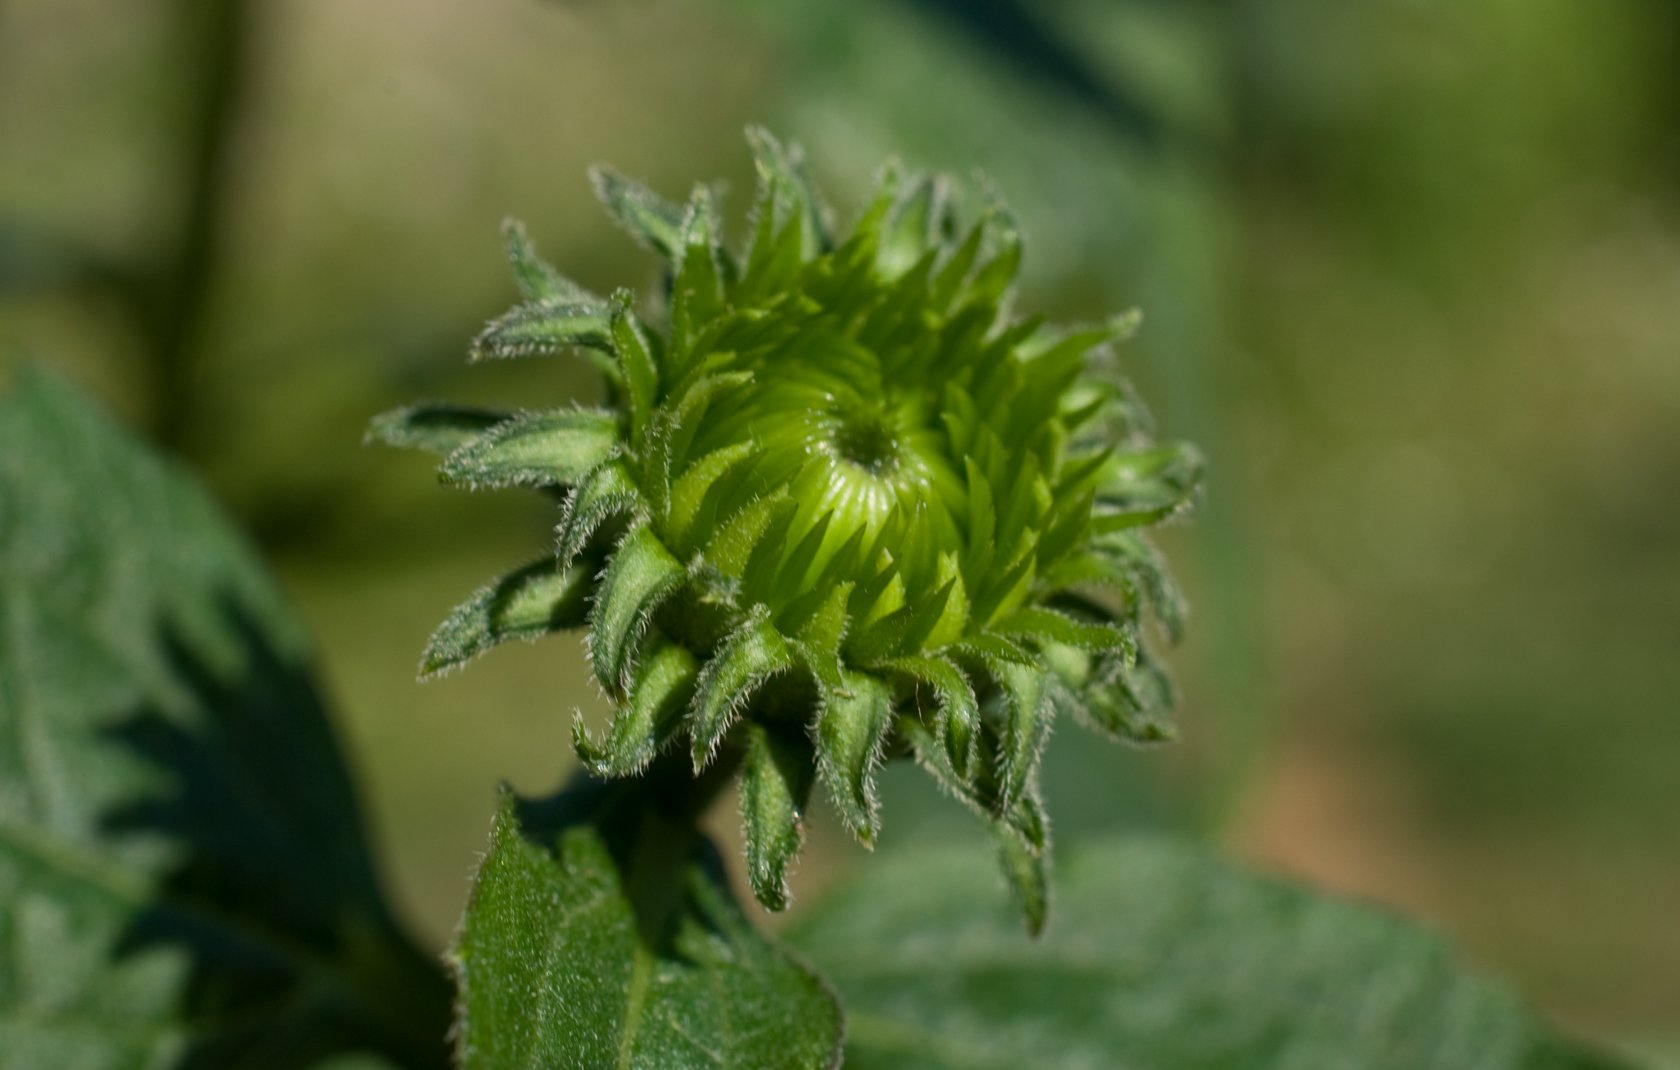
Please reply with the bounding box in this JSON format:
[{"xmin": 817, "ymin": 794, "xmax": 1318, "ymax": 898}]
[
  {"xmin": 740, "ymin": 723, "xmax": 816, "ymax": 912},
  {"xmin": 0, "ymin": 368, "xmax": 450, "ymax": 1070},
  {"xmin": 365, "ymin": 402, "xmax": 509, "ymax": 456},
  {"xmin": 453, "ymin": 779, "xmax": 842, "ymax": 1070},
  {"xmin": 420, "ymin": 556, "xmax": 594, "ymax": 679},
  {"xmin": 589, "ymin": 523, "xmax": 686, "ymax": 697},
  {"xmin": 440, "ymin": 408, "xmax": 620, "ymax": 490},
  {"xmin": 790, "ymin": 836, "xmax": 1633, "ymax": 1070}
]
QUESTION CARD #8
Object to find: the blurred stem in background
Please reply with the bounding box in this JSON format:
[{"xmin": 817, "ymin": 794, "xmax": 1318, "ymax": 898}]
[
  {"xmin": 0, "ymin": 0, "xmax": 255, "ymax": 456},
  {"xmin": 141, "ymin": 0, "xmax": 252, "ymax": 454},
  {"xmin": 121, "ymin": 0, "xmax": 251, "ymax": 453}
]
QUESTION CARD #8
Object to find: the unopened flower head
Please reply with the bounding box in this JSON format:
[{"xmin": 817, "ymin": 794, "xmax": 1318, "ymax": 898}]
[{"xmin": 372, "ymin": 129, "xmax": 1201, "ymax": 929}]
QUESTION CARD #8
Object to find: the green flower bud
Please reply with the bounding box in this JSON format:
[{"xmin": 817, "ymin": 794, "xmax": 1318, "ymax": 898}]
[{"xmin": 372, "ymin": 129, "xmax": 1201, "ymax": 931}]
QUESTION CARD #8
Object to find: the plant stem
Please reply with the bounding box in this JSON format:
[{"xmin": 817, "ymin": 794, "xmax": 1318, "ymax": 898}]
[{"xmin": 144, "ymin": 0, "xmax": 253, "ymax": 454}]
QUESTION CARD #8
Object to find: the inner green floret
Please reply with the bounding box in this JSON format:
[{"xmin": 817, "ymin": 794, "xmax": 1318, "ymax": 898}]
[{"xmin": 371, "ymin": 128, "xmax": 1203, "ymax": 929}]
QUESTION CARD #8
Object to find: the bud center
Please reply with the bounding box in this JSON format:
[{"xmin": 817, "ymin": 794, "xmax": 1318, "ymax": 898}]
[{"xmin": 833, "ymin": 411, "xmax": 901, "ymax": 476}]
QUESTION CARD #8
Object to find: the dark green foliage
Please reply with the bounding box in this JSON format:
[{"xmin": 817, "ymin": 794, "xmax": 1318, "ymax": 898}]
[
  {"xmin": 789, "ymin": 838, "xmax": 1634, "ymax": 1070},
  {"xmin": 0, "ymin": 369, "xmax": 450, "ymax": 1070},
  {"xmin": 451, "ymin": 776, "xmax": 842, "ymax": 1070}
]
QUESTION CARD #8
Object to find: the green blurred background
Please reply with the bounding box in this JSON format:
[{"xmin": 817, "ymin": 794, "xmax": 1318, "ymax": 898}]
[{"xmin": 3, "ymin": 0, "xmax": 1676, "ymax": 1056}]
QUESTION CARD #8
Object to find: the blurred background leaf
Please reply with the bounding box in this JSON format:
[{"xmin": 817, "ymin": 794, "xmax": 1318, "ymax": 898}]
[
  {"xmin": 0, "ymin": 0, "xmax": 1675, "ymax": 1058},
  {"xmin": 790, "ymin": 835, "xmax": 1631, "ymax": 1070},
  {"xmin": 0, "ymin": 369, "xmax": 450, "ymax": 1069}
]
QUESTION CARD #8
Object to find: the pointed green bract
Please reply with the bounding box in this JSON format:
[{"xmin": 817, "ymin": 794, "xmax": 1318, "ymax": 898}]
[
  {"xmin": 884, "ymin": 654, "xmax": 980, "ymax": 782},
  {"xmin": 379, "ymin": 130, "xmax": 1197, "ymax": 925},
  {"xmin": 574, "ymin": 639, "xmax": 698, "ymax": 777},
  {"xmin": 688, "ymin": 606, "xmax": 795, "ymax": 768},
  {"xmin": 610, "ymin": 292, "xmax": 660, "ymax": 450},
  {"xmin": 994, "ymin": 661, "xmax": 1052, "ymax": 811},
  {"xmin": 422, "ymin": 557, "xmax": 594, "ymax": 679},
  {"xmin": 1094, "ymin": 442, "xmax": 1206, "ymax": 531},
  {"xmin": 367, "ymin": 402, "xmax": 509, "ymax": 455},
  {"xmin": 813, "ymin": 670, "xmax": 894, "ymax": 846},
  {"xmin": 556, "ymin": 458, "xmax": 642, "ymax": 567},
  {"xmin": 589, "ymin": 522, "xmax": 685, "ymax": 696},
  {"xmin": 590, "ymin": 165, "xmax": 686, "ymax": 259},
  {"xmin": 992, "ymin": 795, "xmax": 1051, "ymax": 936},
  {"xmin": 741, "ymin": 724, "xmax": 816, "ymax": 911},
  {"xmin": 502, "ymin": 217, "xmax": 597, "ymax": 304},
  {"xmin": 996, "ymin": 606, "xmax": 1132, "ymax": 654},
  {"xmin": 472, "ymin": 298, "xmax": 613, "ymax": 362},
  {"xmin": 440, "ymin": 408, "xmax": 619, "ymax": 490}
]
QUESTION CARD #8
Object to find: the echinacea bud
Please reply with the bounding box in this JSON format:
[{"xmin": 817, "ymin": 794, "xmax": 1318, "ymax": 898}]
[{"xmin": 371, "ymin": 128, "xmax": 1201, "ymax": 932}]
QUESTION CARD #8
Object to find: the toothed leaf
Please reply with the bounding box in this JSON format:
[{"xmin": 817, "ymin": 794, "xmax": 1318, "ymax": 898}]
[{"xmin": 456, "ymin": 786, "xmax": 842, "ymax": 1070}]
